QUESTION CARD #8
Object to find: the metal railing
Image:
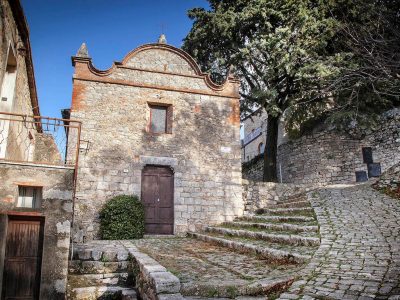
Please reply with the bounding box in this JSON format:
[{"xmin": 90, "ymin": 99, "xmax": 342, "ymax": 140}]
[
  {"xmin": 243, "ymin": 127, "xmax": 262, "ymax": 145},
  {"xmin": 0, "ymin": 112, "xmax": 81, "ymax": 168}
]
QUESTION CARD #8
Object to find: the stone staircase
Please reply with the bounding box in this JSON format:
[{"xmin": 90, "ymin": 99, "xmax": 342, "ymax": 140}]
[
  {"xmin": 67, "ymin": 242, "xmax": 137, "ymax": 300},
  {"xmin": 189, "ymin": 193, "xmax": 320, "ymax": 265}
]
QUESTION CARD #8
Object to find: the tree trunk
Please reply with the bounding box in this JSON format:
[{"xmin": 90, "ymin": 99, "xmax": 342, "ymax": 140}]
[{"xmin": 263, "ymin": 115, "xmax": 279, "ymax": 182}]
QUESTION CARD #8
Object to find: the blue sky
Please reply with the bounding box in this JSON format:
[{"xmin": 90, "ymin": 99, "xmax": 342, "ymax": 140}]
[{"xmin": 21, "ymin": 0, "xmax": 209, "ymax": 118}]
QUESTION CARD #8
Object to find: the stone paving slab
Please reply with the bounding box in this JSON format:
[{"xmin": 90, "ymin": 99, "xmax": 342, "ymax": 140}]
[
  {"xmin": 278, "ymin": 184, "xmax": 400, "ymax": 300},
  {"xmin": 131, "ymin": 237, "xmax": 301, "ymax": 298}
]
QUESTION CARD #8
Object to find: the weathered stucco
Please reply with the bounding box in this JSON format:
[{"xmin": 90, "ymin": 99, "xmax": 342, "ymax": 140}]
[{"xmin": 70, "ymin": 43, "xmax": 243, "ymax": 242}]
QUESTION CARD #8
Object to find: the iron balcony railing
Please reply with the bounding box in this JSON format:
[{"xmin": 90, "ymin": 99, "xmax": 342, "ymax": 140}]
[{"xmin": 0, "ymin": 111, "xmax": 81, "ymax": 168}]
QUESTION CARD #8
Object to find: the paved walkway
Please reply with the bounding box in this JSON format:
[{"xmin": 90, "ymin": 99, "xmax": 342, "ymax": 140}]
[
  {"xmin": 133, "ymin": 237, "xmax": 301, "ymax": 298},
  {"xmin": 279, "ymin": 184, "xmax": 400, "ymax": 300}
]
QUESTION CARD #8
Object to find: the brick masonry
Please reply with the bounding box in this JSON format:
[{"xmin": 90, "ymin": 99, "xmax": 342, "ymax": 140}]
[
  {"xmin": 69, "ymin": 43, "xmax": 243, "ymax": 242},
  {"xmin": 243, "ymin": 108, "xmax": 400, "ymax": 185}
]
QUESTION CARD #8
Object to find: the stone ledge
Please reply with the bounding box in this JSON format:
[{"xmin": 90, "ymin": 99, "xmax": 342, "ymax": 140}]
[
  {"xmin": 205, "ymin": 226, "xmax": 320, "ymax": 247},
  {"xmin": 121, "ymin": 241, "xmax": 183, "ymax": 300},
  {"xmin": 188, "ymin": 232, "xmax": 311, "ymax": 264}
]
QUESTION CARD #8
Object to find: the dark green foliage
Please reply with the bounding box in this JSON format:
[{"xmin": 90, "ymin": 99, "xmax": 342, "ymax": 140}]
[
  {"xmin": 183, "ymin": 0, "xmax": 400, "ymax": 181},
  {"xmin": 183, "ymin": 0, "xmax": 348, "ymax": 181},
  {"xmin": 99, "ymin": 195, "xmax": 145, "ymax": 240}
]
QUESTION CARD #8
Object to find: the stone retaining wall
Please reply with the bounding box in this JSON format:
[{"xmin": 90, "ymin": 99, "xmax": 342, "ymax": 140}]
[
  {"xmin": 242, "ymin": 180, "xmax": 316, "ymax": 213},
  {"xmin": 243, "ymin": 108, "xmax": 400, "ymax": 185},
  {"xmin": 121, "ymin": 241, "xmax": 183, "ymax": 300}
]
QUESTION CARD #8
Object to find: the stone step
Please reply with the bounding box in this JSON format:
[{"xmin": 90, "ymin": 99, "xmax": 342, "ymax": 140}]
[
  {"xmin": 187, "ymin": 232, "xmax": 312, "ymax": 264},
  {"xmin": 256, "ymin": 207, "xmax": 314, "ymax": 216},
  {"xmin": 72, "ymin": 245, "xmax": 130, "ymax": 262},
  {"xmin": 226, "ymin": 221, "xmax": 319, "ymax": 233},
  {"xmin": 69, "ymin": 260, "xmax": 130, "ymax": 275},
  {"xmin": 276, "ymin": 194, "xmax": 306, "ymax": 203},
  {"xmin": 241, "ymin": 215, "xmax": 316, "ymax": 223},
  {"xmin": 268, "ymin": 200, "xmax": 311, "ymax": 209},
  {"xmin": 182, "ymin": 276, "xmax": 295, "ymax": 298},
  {"xmin": 69, "ymin": 285, "xmax": 137, "ymax": 300},
  {"xmin": 206, "ymin": 226, "xmax": 320, "ymax": 247},
  {"xmin": 68, "ymin": 273, "xmax": 130, "ymax": 288}
]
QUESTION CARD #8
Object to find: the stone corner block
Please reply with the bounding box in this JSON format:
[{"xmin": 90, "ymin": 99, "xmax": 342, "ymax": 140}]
[{"xmin": 151, "ymin": 271, "xmax": 181, "ymax": 294}]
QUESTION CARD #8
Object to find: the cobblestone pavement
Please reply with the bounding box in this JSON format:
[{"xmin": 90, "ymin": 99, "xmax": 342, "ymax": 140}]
[
  {"xmin": 279, "ymin": 184, "xmax": 400, "ymax": 300},
  {"xmin": 132, "ymin": 237, "xmax": 301, "ymax": 298}
]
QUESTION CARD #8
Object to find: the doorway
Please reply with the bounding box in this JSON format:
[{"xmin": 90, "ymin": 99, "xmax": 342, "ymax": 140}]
[
  {"xmin": 141, "ymin": 165, "xmax": 174, "ymax": 234},
  {"xmin": 2, "ymin": 217, "xmax": 44, "ymax": 300}
]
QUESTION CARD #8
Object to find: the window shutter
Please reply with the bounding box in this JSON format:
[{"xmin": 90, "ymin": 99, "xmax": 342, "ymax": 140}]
[{"xmin": 166, "ymin": 105, "xmax": 173, "ymax": 134}]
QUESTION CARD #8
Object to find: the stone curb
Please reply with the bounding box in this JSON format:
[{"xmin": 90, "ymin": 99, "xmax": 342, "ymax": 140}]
[
  {"xmin": 226, "ymin": 221, "xmax": 319, "ymax": 233},
  {"xmin": 188, "ymin": 232, "xmax": 310, "ymax": 264},
  {"xmin": 121, "ymin": 241, "xmax": 184, "ymax": 300},
  {"xmin": 206, "ymin": 226, "xmax": 320, "ymax": 247}
]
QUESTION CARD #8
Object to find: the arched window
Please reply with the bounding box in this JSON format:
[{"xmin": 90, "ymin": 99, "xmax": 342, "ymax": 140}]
[{"xmin": 258, "ymin": 142, "xmax": 264, "ymax": 154}]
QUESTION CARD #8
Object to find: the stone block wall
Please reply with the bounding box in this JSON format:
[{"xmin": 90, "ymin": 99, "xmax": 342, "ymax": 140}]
[
  {"xmin": 242, "ymin": 180, "xmax": 315, "ymax": 213},
  {"xmin": 242, "ymin": 155, "xmax": 264, "ymax": 182},
  {"xmin": 70, "ymin": 43, "xmax": 243, "ymax": 242},
  {"xmin": 243, "ymin": 108, "xmax": 400, "ymax": 185},
  {"xmin": 0, "ymin": 163, "xmax": 74, "ymax": 299},
  {"xmin": 0, "ymin": 0, "xmax": 33, "ymax": 116},
  {"xmin": 0, "ymin": 0, "xmax": 40, "ymax": 163},
  {"xmin": 277, "ymin": 132, "xmax": 364, "ymax": 184},
  {"xmin": 365, "ymin": 109, "xmax": 400, "ymax": 172}
]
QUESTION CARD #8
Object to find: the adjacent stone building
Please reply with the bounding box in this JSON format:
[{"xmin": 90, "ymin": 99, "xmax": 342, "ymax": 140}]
[
  {"xmin": 241, "ymin": 109, "xmax": 266, "ymax": 162},
  {"xmin": 241, "ymin": 108, "xmax": 287, "ymax": 162},
  {"xmin": 69, "ymin": 37, "xmax": 243, "ymax": 242},
  {"xmin": 0, "ymin": 1, "xmax": 76, "ymax": 299}
]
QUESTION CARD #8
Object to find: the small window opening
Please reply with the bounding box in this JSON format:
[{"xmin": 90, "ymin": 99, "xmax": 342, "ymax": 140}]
[
  {"xmin": 17, "ymin": 186, "xmax": 42, "ymax": 208},
  {"xmin": 149, "ymin": 104, "xmax": 172, "ymax": 134}
]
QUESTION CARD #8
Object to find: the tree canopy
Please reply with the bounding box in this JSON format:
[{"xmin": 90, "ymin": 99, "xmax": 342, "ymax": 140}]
[{"xmin": 183, "ymin": 0, "xmax": 400, "ymax": 181}]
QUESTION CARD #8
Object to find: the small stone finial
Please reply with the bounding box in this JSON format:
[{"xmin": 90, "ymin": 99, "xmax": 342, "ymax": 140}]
[
  {"xmin": 76, "ymin": 43, "xmax": 90, "ymax": 58},
  {"xmin": 227, "ymin": 65, "xmax": 238, "ymax": 79},
  {"xmin": 157, "ymin": 34, "xmax": 167, "ymax": 44}
]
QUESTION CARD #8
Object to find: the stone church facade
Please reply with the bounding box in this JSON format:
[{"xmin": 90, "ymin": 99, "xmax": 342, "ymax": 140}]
[{"xmin": 69, "ymin": 39, "xmax": 243, "ymax": 242}]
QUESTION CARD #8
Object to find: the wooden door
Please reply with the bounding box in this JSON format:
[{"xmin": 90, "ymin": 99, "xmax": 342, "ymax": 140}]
[
  {"xmin": 141, "ymin": 166, "xmax": 174, "ymax": 234},
  {"xmin": 2, "ymin": 218, "xmax": 44, "ymax": 300}
]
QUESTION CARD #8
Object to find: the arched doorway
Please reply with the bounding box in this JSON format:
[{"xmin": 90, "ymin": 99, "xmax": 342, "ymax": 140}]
[{"xmin": 141, "ymin": 165, "xmax": 174, "ymax": 234}]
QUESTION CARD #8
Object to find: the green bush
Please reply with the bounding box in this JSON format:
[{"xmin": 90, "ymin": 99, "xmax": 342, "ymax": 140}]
[{"xmin": 99, "ymin": 195, "xmax": 145, "ymax": 240}]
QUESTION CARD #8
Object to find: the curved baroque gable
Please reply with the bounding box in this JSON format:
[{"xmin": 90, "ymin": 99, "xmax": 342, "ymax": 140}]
[{"xmin": 123, "ymin": 44, "xmax": 199, "ymax": 76}]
